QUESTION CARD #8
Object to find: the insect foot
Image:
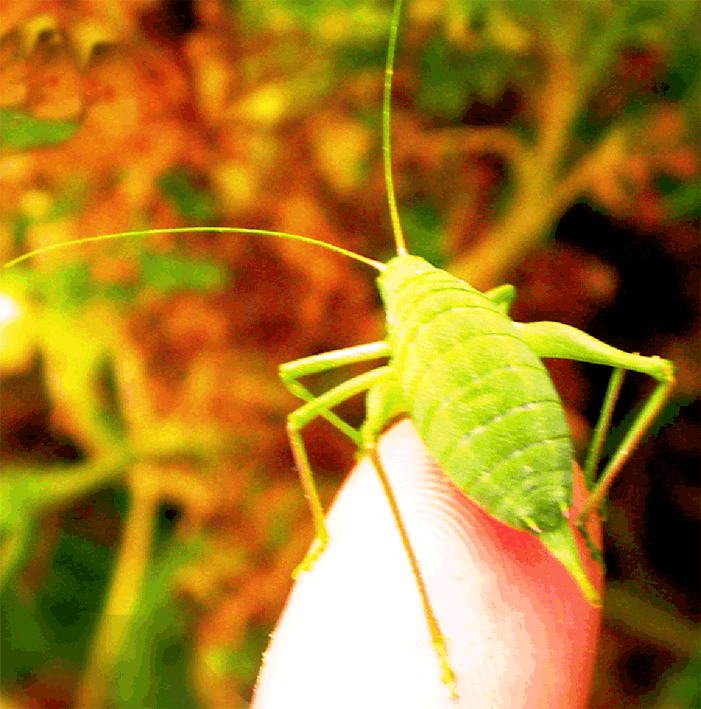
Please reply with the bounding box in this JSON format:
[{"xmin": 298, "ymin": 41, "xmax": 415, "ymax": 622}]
[{"xmin": 292, "ymin": 537, "xmax": 327, "ymax": 580}]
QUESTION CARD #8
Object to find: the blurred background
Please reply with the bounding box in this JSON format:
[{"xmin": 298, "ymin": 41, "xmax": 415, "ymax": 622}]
[{"xmin": 0, "ymin": 1, "xmax": 698, "ymax": 707}]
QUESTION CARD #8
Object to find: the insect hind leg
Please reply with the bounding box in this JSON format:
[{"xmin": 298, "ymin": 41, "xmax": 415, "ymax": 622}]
[
  {"xmin": 569, "ymin": 366, "xmax": 626, "ymax": 565},
  {"xmin": 583, "ymin": 367, "xmax": 626, "ymax": 491},
  {"xmin": 517, "ymin": 321, "xmax": 675, "ymax": 534}
]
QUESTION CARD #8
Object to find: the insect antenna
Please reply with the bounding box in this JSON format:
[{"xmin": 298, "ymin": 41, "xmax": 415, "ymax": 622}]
[
  {"xmin": 383, "ymin": 0, "xmax": 408, "ymax": 257},
  {"xmin": 5, "ymin": 6, "xmax": 414, "ymax": 272},
  {"xmin": 3, "ymin": 227, "xmax": 385, "ymax": 271}
]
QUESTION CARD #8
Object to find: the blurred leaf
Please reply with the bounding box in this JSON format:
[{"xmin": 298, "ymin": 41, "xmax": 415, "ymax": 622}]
[
  {"xmin": 37, "ymin": 308, "xmax": 121, "ymax": 453},
  {"xmin": 240, "ymin": 0, "xmax": 388, "ymax": 32},
  {"xmin": 0, "ymin": 461, "xmax": 123, "ymax": 534},
  {"xmin": 37, "ymin": 262, "xmax": 92, "ymax": 313},
  {"xmin": 38, "ymin": 534, "xmax": 115, "ymax": 661},
  {"xmin": 0, "ymin": 272, "xmax": 36, "ymax": 374},
  {"xmin": 48, "ymin": 181, "xmax": 90, "ymax": 221},
  {"xmin": 0, "ymin": 585, "xmax": 51, "ymax": 684},
  {"xmin": 0, "ymin": 521, "xmax": 34, "ymax": 595},
  {"xmin": 228, "ymin": 624, "xmax": 270, "ymax": 687},
  {"xmin": 337, "ymin": 36, "xmax": 386, "ymax": 70},
  {"xmin": 419, "ymin": 35, "xmax": 472, "ymax": 120},
  {"xmin": 662, "ymin": 176, "xmax": 701, "ymax": 219},
  {"xmin": 111, "ymin": 537, "xmax": 202, "ymax": 709},
  {"xmin": 470, "ymin": 49, "xmax": 516, "ymax": 104},
  {"xmin": 652, "ymin": 657, "xmax": 701, "ymax": 709},
  {"xmin": 140, "ymin": 252, "xmax": 225, "ymax": 293},
  {"xmin": 0, "ymin": 458, "xmax": 125, "ymax": 590},
  {"xmin": 0, "ymin": 110, "xmax": 78, "ymax": 150},
  {"xmin": 402, "ymin": 201, "xmax": 447, "ymax": 269},
  {"xmin": 158, "ymin": 170, "xmax": 218, "ymax": 223},
  {"xmin": 664, "ymin": 33, "xmax": 701, "ymax": 103}
]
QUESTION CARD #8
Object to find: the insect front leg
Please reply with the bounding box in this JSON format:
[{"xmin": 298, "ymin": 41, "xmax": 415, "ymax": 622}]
[
  {"xmin": 280, "ymin": 342, "xmax": 392, "ymax": 447},
  {"xmin": 280, "ymin": 346, "xmax": 392, "ymax": 576},
  {"xmin": 516, "ymin": 321, "xmax": 675, "ymax": 531}
]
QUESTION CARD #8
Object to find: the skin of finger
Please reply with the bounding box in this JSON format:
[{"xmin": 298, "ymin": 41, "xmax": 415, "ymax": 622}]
[{"xmin": 251, "ymin": 418, "xmax": 603, "ymax": 709}]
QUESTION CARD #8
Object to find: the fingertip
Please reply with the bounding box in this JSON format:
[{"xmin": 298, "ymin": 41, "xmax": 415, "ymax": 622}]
[{"xmin": 253, "ymin": 419, "xmax": 603, "ymax": 709}]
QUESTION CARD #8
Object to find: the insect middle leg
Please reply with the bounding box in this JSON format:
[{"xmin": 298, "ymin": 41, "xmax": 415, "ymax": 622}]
[
  {"xmin": 517, "ymin": 321, "xmax": 675, "ymax": 528},
  {"xmin": 361, "ymin": 376, "xmax": 458, "ymax": 695}
]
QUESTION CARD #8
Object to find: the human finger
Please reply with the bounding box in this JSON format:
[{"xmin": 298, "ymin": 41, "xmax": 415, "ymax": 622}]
[{"xmin": 252, "ymin": 418, "xmax": 603, "ymax": 709}]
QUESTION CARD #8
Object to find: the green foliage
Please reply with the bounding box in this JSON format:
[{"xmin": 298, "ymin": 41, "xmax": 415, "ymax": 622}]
[
  {"xmin": 227, "ymin": 625, "xmax": 271, "ymax": 687},
  {"xmin": 0, "ymin": 585, "xmax": 51, "ymax": 684},
  {"xmin": 650, "ymin": 657, "xmax": 701, "ymax": 708},
  {"xmin": 110, "ymin": 538, "xmax": 202, "ymax": 709},
  {"xmin": 140, "ymin": 252, "xmax": 225, "ymax": 294},
  {"xmin": 401, "ymin": 200, "xmax": 448, "ymax": 268},
  {"xmin": 38, "ymin": 262, "xmax": 92, "ymax": 312},
  {"xmin": 337, "ymin": 36, "xmax": 387, "ymax": 71},
  {"xmin": 1, "ymin": 1, "xmax": 695, "ymax": 705},
  {"xmin": 0, "ymin": 458, "xmax": 126, "ymax": 596},
  {"xmin": 419, "ymin": 36, "xmax": 470, "ymax": 120},
  {"xmin": 158, "ymin": 170, "xmax": 218, "ymax": 223},
  {"xmin": 663, "ymin": 176, "xmax": 701, "ymax": 219},
  {"xmin": 1, "ymin": 531, "xmax": 116, "ymax": 688},
  {"xmin": 12, "ymin": 244, "xmax": 226, "ymax": 311},
  {"xmin": 0, "ymin": 109, "xmax": 78, "ymax": 150},
  {"xmin": 419, "ymin": 0, "xmax": 700, "ymax": 128},
  {"xmin": 39, "ymin": 535, "xmax": 114, "ymax": 656},
  {"xmin": 1, "ymin": 464, "xmax": 122, "ymax": 545},
  {"xmin": 239, "ymin": 0, "xmax": 388, "ymax": 26},
  {"xmin": 664, "ymin": 35, "xmax": 700, "ymax": 104}
]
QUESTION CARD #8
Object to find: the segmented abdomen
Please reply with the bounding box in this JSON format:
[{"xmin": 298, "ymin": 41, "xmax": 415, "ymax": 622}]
[{"xmin": 378, "ymin": 255, "xmax": 573, "ymax": 532}]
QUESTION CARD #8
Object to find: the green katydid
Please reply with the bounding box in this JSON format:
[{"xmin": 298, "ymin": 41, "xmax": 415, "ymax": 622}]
[{"xmin": 3, "ymin": 0, "xmax": 676, "ymax": 695}]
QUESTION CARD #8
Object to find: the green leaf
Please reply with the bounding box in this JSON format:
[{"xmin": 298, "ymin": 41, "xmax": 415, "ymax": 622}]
[
  {"xmin": 140, "ymin": 252, "xmax": 225, "ymax": 293},
  {"xmin": 651, "ymin": 657, "xmax": 701, "ymax": 708},
  {"xmin": 158, "ymin": 170, "xmax": 218, "ymax": 222},
  {"xmin": 39, "ymin": 533, "xmax": 114, "ymax": 659},
  {"xmin": 419, "ymin": 35, "xmax": 472, "ymax": 120},
  {"xmin": 37, "ymin": 262, "xmax": 92, "ymax": 312},
  {"xmin": 227, "ymin": 624, "xmax": 271, "ymax": 685},
  {"xmin": 402, "ymin": 201, "xmax": 448, "ymax": 269},
  {"xmin": 662, "ymin": 176, "xmax": 701, "ymax": 219},
  {"xmin": 662, "ymin": 35, "xmax": 701, "ymax": 103},
  {"xmin": 0, "ymin": 585, "xmax": 51, "ymax": 684},
  {"xmin": 111, "ymin": 538, "xmax": 202, "ymax": 709},
  {"xmin": 0, "ymin": 110, "xmax": 78, "ymax": 150},
  {"xmin": 0, "ymin": 459, "xmax": 125, "ymax": 535}
]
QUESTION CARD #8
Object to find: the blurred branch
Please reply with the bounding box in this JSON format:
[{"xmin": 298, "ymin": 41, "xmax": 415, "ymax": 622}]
[
  {"xmin": 448, "ymin": 30, "xmax": 584, "ymax": 289},
  {"xmin": 445, "ymin": 2, "xmax": 698, "ymax": 290},
  {"xmin": 0, "ymin": 454, "xmax": 128, "ymax": 590},
  {"xmin": 605, "ymin": 581, "xmax": 700, "ymax": 657},
  {"xmin": 74, "ymin": 462, "xmax": 160, "ymax": 709}
]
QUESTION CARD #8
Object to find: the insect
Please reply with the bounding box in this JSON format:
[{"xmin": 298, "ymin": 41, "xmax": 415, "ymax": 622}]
[{"xmin": 4, "ymin": 0, "xmax": 676, "ymax": 696}]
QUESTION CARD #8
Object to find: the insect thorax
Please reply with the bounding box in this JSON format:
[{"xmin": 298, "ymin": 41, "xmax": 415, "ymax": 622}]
[{"xmin": 377, "ymin": 255, "xmax": 574, "ymax": 534}]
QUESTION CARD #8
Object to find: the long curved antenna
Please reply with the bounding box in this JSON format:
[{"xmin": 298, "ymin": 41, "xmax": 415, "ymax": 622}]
[
  {"xmin": 7, "ymin": 6, "xmax": 408, "ymax": 271},
  {"xmin": 3, "ymin": 227, "xmax": 385, "ymax": 271},
  {"xmin": 383, "ymin": 0, "xmax": 408, "ymax": 257}
]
